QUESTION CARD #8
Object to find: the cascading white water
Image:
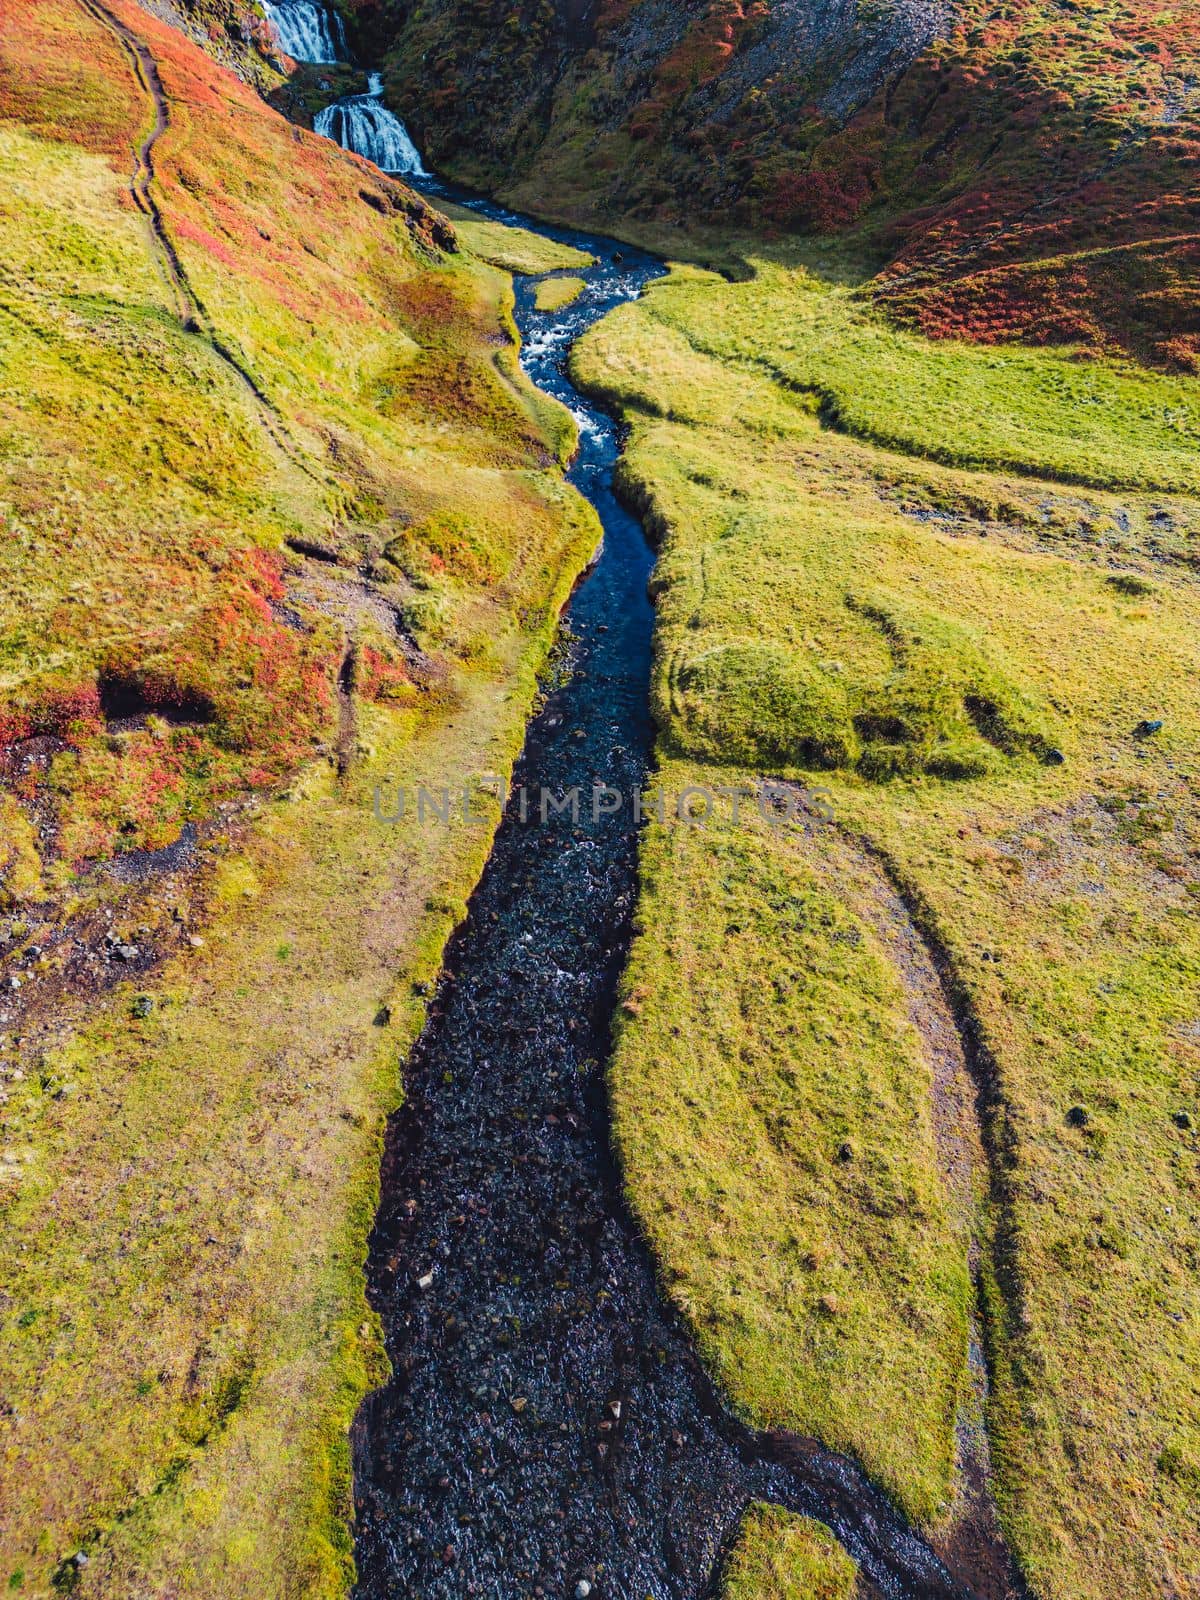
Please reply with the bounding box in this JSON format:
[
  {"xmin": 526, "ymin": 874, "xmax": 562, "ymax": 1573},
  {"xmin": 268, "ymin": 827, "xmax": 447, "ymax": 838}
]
[
  {"xmin": 315, "ymin": 73, "xmax": 429, "ymax": 176},
  {"xmin": 263, "ymin": 0, "xmax": 347, "ymax": 64}
]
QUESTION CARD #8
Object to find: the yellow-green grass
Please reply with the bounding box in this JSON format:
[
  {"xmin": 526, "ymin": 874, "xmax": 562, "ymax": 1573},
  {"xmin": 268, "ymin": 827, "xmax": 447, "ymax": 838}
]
[
  {"xmin": 722, "ymin": 1505, "xmax": 857, "ymax": 1600},
  {"xmin": 437, "ymin": 197, "xmax": 595, "ymax": 275},
  {"xmin": 577, "ymin": 266, "xmax": 1200, "ymax": 1598},
  {"xmin": 534, "ymin": 275, "xmax": 586, "ymax": 313},
  {"xmin": 614, "ymin": 763, "xmax": 970, "ymax": 1523},
  {"xmin": 603, "ymin": 261, "xmax": 1200, "ymax": 496},
  {"xmin": 0, "ymin": 1, "xmax": 601, "ymax": 1594}
]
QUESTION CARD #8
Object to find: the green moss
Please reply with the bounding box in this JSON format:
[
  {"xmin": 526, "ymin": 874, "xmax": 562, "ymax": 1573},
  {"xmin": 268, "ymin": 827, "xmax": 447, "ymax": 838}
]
[
  {"xmin": 612, "ymin": 780, "xmax": 970, "ymax": 1522},
  {"xmin": 631, "ymin": 262, "xmax": 1200, "ymax": 494}
]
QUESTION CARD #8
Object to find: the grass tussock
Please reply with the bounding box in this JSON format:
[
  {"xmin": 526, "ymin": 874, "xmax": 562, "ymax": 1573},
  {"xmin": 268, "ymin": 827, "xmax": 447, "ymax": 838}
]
[
  {"xmin": 534, "ymin": 275, "xmax": 587, "ymax": 313},
  {"xmin": 721, "ymin": 1505, "xmax": 857, "ymax": 1600}
]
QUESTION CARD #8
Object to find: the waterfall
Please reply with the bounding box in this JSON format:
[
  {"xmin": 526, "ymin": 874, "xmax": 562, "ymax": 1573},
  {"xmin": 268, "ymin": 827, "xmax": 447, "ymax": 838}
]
[
  {"xmin": 314, "ymin": 74, "xmax": 429, "ymax": 176},
  {"xmin": 263, "ymin": 0, "xmax": 347, "ymax": 64}
]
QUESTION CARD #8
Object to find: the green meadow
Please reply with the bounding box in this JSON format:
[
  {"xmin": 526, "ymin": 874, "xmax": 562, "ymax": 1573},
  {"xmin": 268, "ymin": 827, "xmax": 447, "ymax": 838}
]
[
  {"xmin": 722, "ymin": 1506, "xmax": 857, "ymax": 1600},
  {"xmin": 574, "ymin": 258, "xmax": 1200, "ymax": 1600}
]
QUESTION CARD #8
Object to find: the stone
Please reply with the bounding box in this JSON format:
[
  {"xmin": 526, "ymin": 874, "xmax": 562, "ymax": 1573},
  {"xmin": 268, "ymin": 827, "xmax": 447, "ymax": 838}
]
[
  {"xmin": 575, "ymin": 1583, "xmax": 592, "ymax": 1599},
  {"xmin": 1066, "ymin": 1105, "xmax": 1089, "ymax": 1128},
  {"xmin": 132, "ymin": 996, "xmax": 154, "ymax": 1019},
  {"xmin": 1173, "ymin": 1111, "xmax": 1193, "ymax": 1131},
  {"xmin": 1135, "ymin": 719, "xmax": 1164, "ymax": 738}
]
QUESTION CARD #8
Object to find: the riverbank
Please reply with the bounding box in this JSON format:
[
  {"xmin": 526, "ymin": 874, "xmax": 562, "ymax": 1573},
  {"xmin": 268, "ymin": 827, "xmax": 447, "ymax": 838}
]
[
  {"xmin": 348, "ymin": 189, "xmax": 978, "ymax": 1600},
  {"xmin": 0, "ymin": 4, "xmax": 600, "ymax": 1592}
]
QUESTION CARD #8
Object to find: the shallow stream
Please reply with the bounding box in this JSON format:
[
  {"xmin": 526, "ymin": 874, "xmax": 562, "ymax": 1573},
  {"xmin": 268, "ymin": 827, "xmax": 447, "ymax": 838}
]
[{"xmin": 348, "ymin": 185, "xmax": 989, "ymax": 1600}]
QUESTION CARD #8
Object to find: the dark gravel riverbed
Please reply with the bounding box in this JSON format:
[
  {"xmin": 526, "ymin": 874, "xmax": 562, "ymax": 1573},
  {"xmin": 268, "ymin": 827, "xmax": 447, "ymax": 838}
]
[{"xmin": 350, "ymin": 198, "xmax": 986, "ymax": 1600}]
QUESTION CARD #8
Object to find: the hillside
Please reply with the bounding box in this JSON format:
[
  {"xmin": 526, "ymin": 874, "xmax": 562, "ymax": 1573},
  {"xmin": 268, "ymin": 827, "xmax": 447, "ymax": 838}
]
[
  {"xmin": 0, "ymin": 1, "xmax": 597, "ymax": 1592},
  {"xmin": 368, "ymin": 0, "xmax": 1200, "ymax": 365}
]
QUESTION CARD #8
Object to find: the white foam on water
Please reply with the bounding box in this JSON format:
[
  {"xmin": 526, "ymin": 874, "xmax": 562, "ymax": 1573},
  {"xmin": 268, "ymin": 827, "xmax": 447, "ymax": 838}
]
[
  {"xmin": 263, "ymin": 0, "xmax": 346, "ymax": 64},
  {"xmin": 315, "ymin": 77, "xmax": 429, "ymax": 176}
]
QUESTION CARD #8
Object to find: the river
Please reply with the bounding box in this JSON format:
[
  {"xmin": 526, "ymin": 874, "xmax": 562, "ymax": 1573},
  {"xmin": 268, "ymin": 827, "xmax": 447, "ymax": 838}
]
[{"xmin": 339, "ymin": 167, "xmax": 996, "ymax": 1598}]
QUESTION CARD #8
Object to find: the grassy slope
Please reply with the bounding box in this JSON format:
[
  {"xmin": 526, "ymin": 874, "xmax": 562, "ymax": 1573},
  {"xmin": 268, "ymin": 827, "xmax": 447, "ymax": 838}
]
[
  {"xmin": 573, "ymin": 262, "xmax": 1200, "ymax": 1598},
  {"xmin": 721, "ymin": 1505, "xmax": 857, "ymax": 1600},
  {"xmin": 374, "ymin": 0, "xmax": 1200, "ymax": 365},
  {"xmin": 0, "ymin": 2, "xmax": 599, "ymax": 1593}
]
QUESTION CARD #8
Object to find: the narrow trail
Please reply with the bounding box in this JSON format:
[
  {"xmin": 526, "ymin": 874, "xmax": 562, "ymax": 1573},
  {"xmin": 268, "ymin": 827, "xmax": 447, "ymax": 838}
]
[
  {"xmin": 74, "ymin": 0, "xmax": 328, "ymax": 484},
  {"xmin": 336, "ymin": 640, "xmax": 358, "ymax": 779},
  {"xmin": 77, "ymin": 0, "xmax": 195, "ymax": 326}
]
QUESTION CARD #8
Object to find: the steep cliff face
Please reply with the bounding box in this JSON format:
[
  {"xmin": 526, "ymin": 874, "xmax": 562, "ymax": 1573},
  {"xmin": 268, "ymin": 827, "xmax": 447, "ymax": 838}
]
[
  {"xmin": 367, "ymin": 0, "xmax": 954, "ymax": 217},
  {"xmin": 368, "ymin": 0, "xmax": 1200, "ymax": 366}
]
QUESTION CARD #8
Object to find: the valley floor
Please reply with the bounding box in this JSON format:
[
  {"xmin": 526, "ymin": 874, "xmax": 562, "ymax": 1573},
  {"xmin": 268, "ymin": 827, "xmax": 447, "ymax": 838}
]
[
  {"xmin": 2, "ymin": 2, "xmax": 1199, "ymax": 1596},
  {"xmin": 572, "ymin": 256, "xmax": 1200, "ymax": 1600}
]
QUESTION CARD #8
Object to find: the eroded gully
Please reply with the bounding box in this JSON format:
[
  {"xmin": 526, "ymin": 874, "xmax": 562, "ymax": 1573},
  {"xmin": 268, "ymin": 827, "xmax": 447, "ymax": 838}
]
[{"xmin": 350, "ymin": 191, "xmax": 997, "ymax": 1600}]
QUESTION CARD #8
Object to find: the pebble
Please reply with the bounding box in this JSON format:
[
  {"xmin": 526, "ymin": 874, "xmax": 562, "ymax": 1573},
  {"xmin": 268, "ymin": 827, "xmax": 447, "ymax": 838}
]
[{"xmin": 575, "ymin": 1582, "xmax": 592, "ymax": 1599}]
